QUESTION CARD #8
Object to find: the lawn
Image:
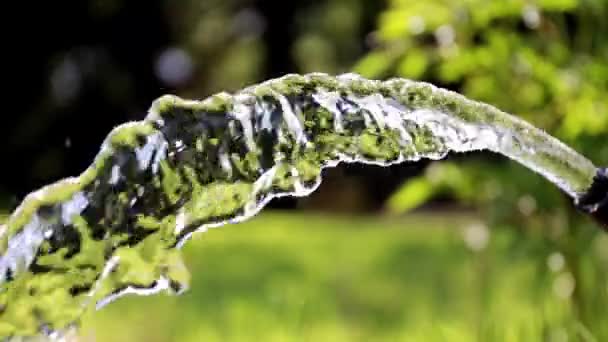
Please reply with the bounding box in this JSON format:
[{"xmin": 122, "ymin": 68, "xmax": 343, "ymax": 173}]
[{"xmin": 74, "ymin": 211, "xmax": 608, "ymax": 341}]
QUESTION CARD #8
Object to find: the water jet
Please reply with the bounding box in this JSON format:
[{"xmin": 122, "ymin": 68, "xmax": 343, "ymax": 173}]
[{"xmin": 0, "ymin": 73, "xmax": 605, "ymax": 339}]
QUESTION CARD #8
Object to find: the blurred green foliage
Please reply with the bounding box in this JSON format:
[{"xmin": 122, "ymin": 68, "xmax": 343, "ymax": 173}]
[
  {"xmin": 367, "ymin": 0, "xmax": 607, "ymax": 238},
  {"xmin": 365, "ymin": 0, "xmax": 608, "ymax": 337},
  {"xmin": 170, "ymin": 0, "xmax": 370, "ymax": 97},
  {"xmin": 83, "ymin": 213, "xmax": 608, "ymax": 341},
  {"xmin": 358, "ymin": 0, "xmax": 608, "ymax": 151}
]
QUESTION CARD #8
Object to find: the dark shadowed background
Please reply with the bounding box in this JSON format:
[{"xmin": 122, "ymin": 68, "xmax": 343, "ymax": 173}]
[{"xmin": 1, "ymin": 0, "xmax": 414, "ymax": 214}]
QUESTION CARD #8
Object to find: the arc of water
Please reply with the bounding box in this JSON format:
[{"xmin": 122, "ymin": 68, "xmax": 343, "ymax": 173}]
[{"xmin": 0, "ymin": 73, "xmax": 603, "ymax": 339}]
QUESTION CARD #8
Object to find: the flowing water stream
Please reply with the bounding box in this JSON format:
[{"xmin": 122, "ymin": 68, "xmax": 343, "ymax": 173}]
[{"xmin": 0, "ymin": 73, "xmax": 601, "ymax": 339}]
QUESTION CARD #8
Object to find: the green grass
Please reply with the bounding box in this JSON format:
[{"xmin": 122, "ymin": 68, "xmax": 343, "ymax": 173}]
[{"xmin": 74, "ymin": 211, "xmax": 608, "ymax": 341}]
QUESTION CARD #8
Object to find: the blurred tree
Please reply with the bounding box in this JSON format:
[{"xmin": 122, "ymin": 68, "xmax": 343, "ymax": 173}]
[
  {"xmin": 367, "ymin": 0, "xmax": 608, "ymax": 334},
  {"xmin": 362, "ymin": 0, "xmax": 608, "ymax": 220}
]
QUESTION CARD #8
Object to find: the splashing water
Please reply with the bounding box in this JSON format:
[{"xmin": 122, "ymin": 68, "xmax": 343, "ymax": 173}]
[{"xmin": 0, "ymin": 73, "xmax": 599, "ymax": 338}]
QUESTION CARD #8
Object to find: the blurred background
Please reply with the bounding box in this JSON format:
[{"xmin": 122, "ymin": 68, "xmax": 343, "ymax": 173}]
[{"xmin": 2, "ymin": 0, "xmax": 608, "ymax": 340}]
